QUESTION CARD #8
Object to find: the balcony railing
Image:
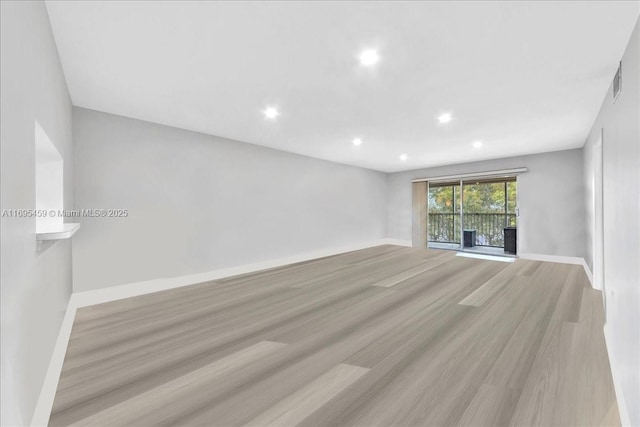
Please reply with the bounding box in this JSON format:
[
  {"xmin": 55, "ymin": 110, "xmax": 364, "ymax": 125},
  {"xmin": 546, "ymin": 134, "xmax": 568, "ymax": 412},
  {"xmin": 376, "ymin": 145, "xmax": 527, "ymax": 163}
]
[{"xmin": 428, "ymin": 213, "xmax": 516, "ymax": 247}]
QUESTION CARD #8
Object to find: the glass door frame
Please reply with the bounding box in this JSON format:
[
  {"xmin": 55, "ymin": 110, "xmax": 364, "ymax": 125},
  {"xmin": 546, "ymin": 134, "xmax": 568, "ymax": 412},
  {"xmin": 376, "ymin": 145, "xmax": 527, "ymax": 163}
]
[
  {"xmin": 426, "ymin": 180, "xmax": 462, "ymax": 251},
  {"xmin": 427, "ymin": 174, "xmax": 519, "ymax": 256}
]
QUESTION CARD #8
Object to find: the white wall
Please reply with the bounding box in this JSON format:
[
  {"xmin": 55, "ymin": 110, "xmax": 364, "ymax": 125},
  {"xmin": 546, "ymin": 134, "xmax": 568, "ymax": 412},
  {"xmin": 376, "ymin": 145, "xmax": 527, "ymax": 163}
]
[
  {"xmin": 72, "ymin": 108, "xmax": 387, "ymax": 292},
  {"xmin": 0, "ymin": 1, "xmax": 74, "ymax": 425},
  {"xmin": 387, "ymin": 149, "xmax": 586, "ymax": 258},
  {"xmin": 583, "ymin": 19, "xmax": 639, "ymax": 427}
]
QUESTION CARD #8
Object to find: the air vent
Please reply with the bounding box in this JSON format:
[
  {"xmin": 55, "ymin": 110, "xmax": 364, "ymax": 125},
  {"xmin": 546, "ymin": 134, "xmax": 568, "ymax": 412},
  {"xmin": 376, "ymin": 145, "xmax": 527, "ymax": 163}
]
[{"xmin": 613, "ymin": 61, "xmax": 622, "ymax": 101}]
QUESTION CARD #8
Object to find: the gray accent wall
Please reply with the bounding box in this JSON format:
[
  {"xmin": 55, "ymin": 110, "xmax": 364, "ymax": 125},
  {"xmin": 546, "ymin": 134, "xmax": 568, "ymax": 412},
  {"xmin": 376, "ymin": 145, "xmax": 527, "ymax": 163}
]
[
  {"xmin": 582, "ymin": 19, "xmax": 639, "ymax": 426},
  {"xmin": 72, "ymin": 108, "xmax": 387, "ymax": 292},
  {"xmin": 386, "ymin": 149, "xmax": 586, "ymax": 258},
  {"xmin": 0, "ymin": 2, "xmax": 74, "ymax": 425}
]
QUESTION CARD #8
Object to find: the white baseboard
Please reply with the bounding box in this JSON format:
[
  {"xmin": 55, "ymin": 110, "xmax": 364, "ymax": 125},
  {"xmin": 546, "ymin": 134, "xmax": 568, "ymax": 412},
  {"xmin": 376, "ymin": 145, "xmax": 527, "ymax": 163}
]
[
  {"xmin": 381, "ymin": 238, "xmax": 412, "ymax": 247},
  {"xmin": 518, "ymin": 253, "xmax": 596, "ymax": 290},
  {"xmin": 518, "ymin": 252, "xmax": 584, "ymax": 265},
  {"xmin": 604, "ymin": 325, "xmax": 631, "ymax": 427},
  {"xmin": 580, "ymin": 261, "xmax": 630, "ymax": 425},
  {"xmin": 519, "ymin": 253, "xmax": 593, "ymax": 283},
  {"xmin": 30, "ymin": 297, "xmax": 78, "ymax": 426},
  {"xmin": 581, "ymin": 259, "xmax": 594, "ymax": 287}
]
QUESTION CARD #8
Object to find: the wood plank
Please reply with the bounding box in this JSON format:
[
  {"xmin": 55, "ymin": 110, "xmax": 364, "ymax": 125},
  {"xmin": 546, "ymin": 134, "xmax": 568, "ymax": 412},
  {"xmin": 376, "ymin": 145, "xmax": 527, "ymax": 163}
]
[
  {"xmin": 509, "ymin": 266, "xmax": 614, "ymax": 427},
  {"xmin": 553, "ymin": 288, "xmax": 618, "ymax": 426},
  {"xmin": 245, "ymin": 364, "xmax": 369, "ymax": 427},
  {"xmin": 304, "ymin": 262, "xmax": 540, "ymax": 427},
  {"xmin": 518, "ymin": 260, "xmax": 543, "ymax": 276},
  {"xmin": 67, "ymin": 341, "xmax": 286, "ymax": 427},
  {"xmin": 484, "ymin": 264, "xmax": 572, "ymax": 391},
  {"xmin": 600, "ymin": 401, "xmax": 622, "ymax": 427},
  {"xmin": 458, "ymin": 261, "xmax": 529, "ymax": 306},
  {"xmin": 563, "ymin": 266, "xmax": 588, "ymax": 323},
  {"xmin": 371, "ymin": 251, "xmax": 453, "ymax": 287},
  {"xmin": 458, "ymin": 384, "xmax": 521, "ymax": 427}
]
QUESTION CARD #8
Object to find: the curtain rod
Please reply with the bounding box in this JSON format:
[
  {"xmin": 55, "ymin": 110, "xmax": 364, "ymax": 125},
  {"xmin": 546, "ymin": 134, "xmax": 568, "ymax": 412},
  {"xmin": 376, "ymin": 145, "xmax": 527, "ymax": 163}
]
[{"xmin": 411, "ymin": 167, "xmax": 528, "ymax": 183}]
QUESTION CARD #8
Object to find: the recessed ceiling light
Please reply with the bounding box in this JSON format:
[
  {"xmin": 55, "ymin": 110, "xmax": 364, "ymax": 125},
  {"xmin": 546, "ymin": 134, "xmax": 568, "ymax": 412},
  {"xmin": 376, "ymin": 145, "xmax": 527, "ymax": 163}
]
[
  {"xmin": 359, "ymin": 49, "xmax": 380, "ymax": 66},
  {"xmin": 473, "ymin": 140, "xmax": 483, "ymax": 148},
  {"xmin": 438, "ymin": 113, "xmax": 452, "ymax": 124},
  {"xmin": 399, "ymin": 154, "xmax": 408, "ymax": 161},
  {"xmin": 352, "ymin": 138, "xmax": 363, "ymax": 146},
  {"xmin": 264, "ymin": 107, "xmax": 279, "ymax": 119}
]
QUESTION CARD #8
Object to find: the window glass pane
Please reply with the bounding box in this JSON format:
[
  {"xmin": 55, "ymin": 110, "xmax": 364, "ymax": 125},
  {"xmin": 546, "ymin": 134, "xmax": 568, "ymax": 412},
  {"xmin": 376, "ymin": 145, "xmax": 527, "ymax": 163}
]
[
  {"xmin": 461, "ymin": 180, "xmax": 516, "ymax": 247},
  {"xmin": 428, "ymin": 184, "xmax": 460, "ymax": 243}
]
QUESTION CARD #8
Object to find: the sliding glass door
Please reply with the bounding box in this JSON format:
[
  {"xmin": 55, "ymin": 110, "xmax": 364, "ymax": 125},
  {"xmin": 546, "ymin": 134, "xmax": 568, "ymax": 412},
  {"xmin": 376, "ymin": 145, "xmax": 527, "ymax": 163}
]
[
  {"xmin": 428, "ymin": 177, "xmax": 517, "ymax": 255},
  {"xmin": 461, "ymin": 178, "xmax": 516, "ymax": 253}
]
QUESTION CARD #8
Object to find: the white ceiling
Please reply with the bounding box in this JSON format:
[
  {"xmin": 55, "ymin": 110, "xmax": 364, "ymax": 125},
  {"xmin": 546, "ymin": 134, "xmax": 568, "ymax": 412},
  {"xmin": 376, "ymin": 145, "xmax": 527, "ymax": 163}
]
[{"xmin": 45, "ymin": 1, "xmax": 639, "ymax": 172}]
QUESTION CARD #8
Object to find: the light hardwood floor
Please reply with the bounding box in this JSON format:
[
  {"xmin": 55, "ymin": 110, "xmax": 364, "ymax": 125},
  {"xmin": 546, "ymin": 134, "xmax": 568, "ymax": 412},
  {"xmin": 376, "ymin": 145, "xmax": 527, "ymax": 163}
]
[{"xmin": 49, "ymin": 245, "xmax": 619, "ymax": 426}]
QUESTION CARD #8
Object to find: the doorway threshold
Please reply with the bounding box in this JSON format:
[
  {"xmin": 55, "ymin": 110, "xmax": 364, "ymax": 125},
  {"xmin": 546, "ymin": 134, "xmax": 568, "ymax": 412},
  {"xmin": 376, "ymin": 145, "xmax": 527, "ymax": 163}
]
[
  {"xmin": 428, "ymin": 242, "xmax": 517, "ymax": 262},
  {"xmin": 456, "ymin": 252, "xmax": 515, "ymax": 263},
  {"xmin": 428, "ymin": 242, "xmax": 460, "ymax": 251}
]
